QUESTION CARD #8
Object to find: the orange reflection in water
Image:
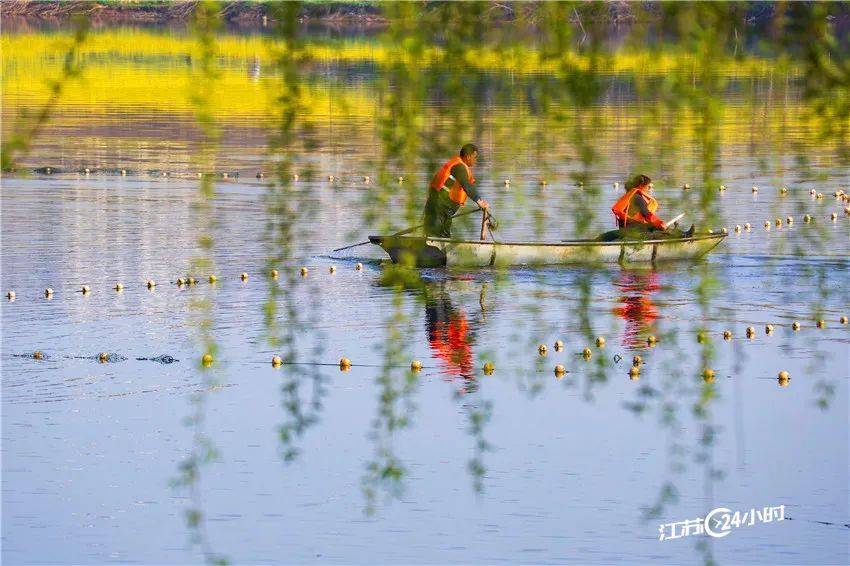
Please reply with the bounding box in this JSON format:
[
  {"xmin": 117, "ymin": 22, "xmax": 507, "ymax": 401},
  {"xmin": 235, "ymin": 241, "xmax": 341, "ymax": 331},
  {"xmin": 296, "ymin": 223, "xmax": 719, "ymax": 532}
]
[
  {"xmin": 612, "ymin": 270, "xmax": 660, "ymax": 348},
  {"xmin": 424, "ymin": 284, "xmax": 478, "ymax": 391}
]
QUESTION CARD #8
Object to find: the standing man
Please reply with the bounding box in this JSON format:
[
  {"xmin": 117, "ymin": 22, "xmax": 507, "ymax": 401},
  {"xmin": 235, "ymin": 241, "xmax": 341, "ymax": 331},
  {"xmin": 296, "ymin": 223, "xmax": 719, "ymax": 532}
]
[{"xmin": 424, "ymin": 144, "xmax": 489, "ymax": 237}]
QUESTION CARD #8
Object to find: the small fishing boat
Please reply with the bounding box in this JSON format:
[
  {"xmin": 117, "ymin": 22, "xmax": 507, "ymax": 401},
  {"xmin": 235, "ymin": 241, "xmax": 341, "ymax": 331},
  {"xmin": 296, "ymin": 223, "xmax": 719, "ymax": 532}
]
[{"xmin": 369, "ymin": 233, "xmax": 726, "ymax": 267}]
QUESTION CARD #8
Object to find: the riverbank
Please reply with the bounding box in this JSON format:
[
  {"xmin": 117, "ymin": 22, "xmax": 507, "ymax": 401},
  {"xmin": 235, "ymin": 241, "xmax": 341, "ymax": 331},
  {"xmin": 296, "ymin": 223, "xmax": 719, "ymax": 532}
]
[
  {"xmin": 6, "ymin": 1, "xmax": 847, "ymax": 30},
  {"xmin": 0, "ymin": 1, "xmax": 387, "ymax": 26}
]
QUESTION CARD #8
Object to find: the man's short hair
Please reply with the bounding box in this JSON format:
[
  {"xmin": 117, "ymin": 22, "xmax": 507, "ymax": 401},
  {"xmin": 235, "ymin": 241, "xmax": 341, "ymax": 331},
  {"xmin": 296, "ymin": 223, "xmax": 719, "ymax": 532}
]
[
  {"xmin": 625, "ymin": 174, "xmax": 651, "ymax": 190},
  {"xmin": 460, "ymin": 143, "xmax": 478, "ymax": 158}
]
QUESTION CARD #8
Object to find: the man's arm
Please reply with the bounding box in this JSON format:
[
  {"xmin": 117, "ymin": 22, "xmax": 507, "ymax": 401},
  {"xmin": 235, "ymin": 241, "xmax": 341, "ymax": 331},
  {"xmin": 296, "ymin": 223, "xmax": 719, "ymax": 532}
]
[
  {"xmin": 450, "ymin": 163, "xmax": 481, "ymax": 203},
  {"xmin": 634, "ymin": 193, "xmax": 665, "ymax": 229}
]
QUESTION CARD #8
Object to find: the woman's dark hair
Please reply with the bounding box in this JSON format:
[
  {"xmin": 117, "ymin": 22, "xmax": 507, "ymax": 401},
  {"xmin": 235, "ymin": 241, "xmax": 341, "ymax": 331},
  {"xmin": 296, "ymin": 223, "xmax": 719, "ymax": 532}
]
[
  {"xmin": 625, "ymin": 174, "xmax": 651, "ymax": 190},
  {"xmin": 460, "ymin": 143, "xmax": 478, "ymax": 158}
]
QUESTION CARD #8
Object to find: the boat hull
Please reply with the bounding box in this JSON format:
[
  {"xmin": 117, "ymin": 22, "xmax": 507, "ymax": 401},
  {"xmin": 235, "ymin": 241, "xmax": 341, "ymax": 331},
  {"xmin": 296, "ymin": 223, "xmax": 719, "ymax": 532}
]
[{"xmin": 369, "ymin": 234, "xmax": 725, "ymax": 267}]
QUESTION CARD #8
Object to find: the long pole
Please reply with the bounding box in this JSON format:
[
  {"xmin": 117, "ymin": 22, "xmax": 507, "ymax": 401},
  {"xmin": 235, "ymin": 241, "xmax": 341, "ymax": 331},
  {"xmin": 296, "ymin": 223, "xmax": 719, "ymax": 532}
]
[{"xmin": 331, "ymin": 206, "xmax": 486, "ymax": 253}]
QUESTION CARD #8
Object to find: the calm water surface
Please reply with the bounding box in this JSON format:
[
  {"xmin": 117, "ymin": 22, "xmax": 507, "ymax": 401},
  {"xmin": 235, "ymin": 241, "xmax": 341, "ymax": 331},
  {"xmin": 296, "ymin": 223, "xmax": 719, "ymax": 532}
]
[{"xmin": 2, "ymin": 22, "xmax": 849, "ymax": 565}]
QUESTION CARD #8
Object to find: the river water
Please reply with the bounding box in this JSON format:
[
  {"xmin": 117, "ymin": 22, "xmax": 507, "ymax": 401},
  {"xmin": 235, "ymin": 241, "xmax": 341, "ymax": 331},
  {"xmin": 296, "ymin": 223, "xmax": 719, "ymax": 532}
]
[{"xmin": 2, "ymin": 18, "xmax": 849, "ymax": 565}]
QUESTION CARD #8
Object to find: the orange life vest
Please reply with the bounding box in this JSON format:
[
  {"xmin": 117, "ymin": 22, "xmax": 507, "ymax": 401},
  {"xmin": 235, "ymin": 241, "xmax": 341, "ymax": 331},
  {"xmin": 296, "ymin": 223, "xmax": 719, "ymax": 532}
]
[
  {"xmin": 611, "ymin": 186, "xmax": 658, "ymax": 227},
  {"xmin": 430, "ymin": 156, "xmax": 475, "ymax": 205}
]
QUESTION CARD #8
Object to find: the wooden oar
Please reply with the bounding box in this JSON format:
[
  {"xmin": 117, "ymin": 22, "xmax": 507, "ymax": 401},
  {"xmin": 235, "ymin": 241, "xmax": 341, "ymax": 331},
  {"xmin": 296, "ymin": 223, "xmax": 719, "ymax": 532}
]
[
  {"xmin": 331, "ymin": 206, "xmax": 486, "ymax": 253},
  {"xmin": 665, "ymin": 212, "xmax": 686, "ymax": 229}
]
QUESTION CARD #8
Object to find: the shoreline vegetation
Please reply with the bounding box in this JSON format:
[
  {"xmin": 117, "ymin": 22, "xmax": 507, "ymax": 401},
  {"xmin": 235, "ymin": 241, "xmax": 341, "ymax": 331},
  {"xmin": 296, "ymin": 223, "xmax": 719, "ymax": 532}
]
[{"xmin": 3, "ymin": 0, "xmax": 849, "ymax": 30}]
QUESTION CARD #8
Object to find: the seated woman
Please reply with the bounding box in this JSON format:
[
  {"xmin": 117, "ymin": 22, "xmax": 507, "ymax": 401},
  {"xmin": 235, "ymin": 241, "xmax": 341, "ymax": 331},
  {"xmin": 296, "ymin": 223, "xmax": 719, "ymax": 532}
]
[{"xmin": 598, "ymin": 174, "xmax": 694, "ymax": 241}]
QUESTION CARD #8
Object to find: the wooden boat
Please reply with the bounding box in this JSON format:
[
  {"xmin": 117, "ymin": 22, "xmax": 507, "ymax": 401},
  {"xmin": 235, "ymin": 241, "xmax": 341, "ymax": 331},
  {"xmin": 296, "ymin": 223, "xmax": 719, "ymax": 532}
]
[{"xmin": 369, "ymin": 233, "xmax": 726, "ymax": 267}]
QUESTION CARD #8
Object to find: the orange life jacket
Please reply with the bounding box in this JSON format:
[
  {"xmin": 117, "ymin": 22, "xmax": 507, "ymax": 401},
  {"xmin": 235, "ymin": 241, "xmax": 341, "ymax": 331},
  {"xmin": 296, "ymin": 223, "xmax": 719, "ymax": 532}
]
[
  {"xmin": 430, "ymin": 156, "xmax": 475, "ymax": 205},
  {"xmin": 611, "ymin": 186, "xmax": 658, "ymax": 227}
]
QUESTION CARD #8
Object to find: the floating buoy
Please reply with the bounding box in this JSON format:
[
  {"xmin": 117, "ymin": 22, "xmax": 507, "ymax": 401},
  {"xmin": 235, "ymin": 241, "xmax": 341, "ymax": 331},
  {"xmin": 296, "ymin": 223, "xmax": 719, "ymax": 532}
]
[
  {"xmin": 646, "ymin": 335, "xmax": 657, "ymax": 346},
  {"xmin": 177, "ymin": 278, "xmax": 185, "ymax": 286},
  {"xmin": 632, "ymin": 355, "xmax": 642, "ymax": 366},
  {"xmin": 271, "ymin": 355, "xmax": 282, "ymax": 367},
  {"xmin": 397, "ymin": 176, "xmax": 404, "ymax": 183},
  {"xmin": 329, "ymin": 265, "xmax": 336, "ymax": 274},
  {"xmin": 538, "ymin": 344, "xmax": 548, "ymax": 355},
  {"xmin": 146, "ymin": 279, "xmax": 156, "ymax": 289},
  {"xmin": 554, "ymin": 339, "xmax": 564, "ymax": 351},
  {"xmin": 595, "ymin": 336, "xmax": 605, "ymax": 348},
  {"xmin": 734, "ymin": 225, "xmax": 741, "ymax": 233},
  {"xmin": 816, "ymin": 319, "xmax": 825, "ymax": 328},
  {"xmin": 804, "ymin": 214, "xmax": 812, "ymax": 223},
  {"xmin": 744, "ymin": 223, "xmax": 751, "ymax": 231},
  {"xmin": 355, "ymin": 263, "xmax": 363, "ymax": 271},
  {"xmin": 269, "ymin": 269, "xmax": 278, "ymax": 279},
  {"xmin": 120, "ymin": 169, "xmax": 127, "ymax": 176},
  {"xmin": 629, "ymin": 366, "xmax": 640, "ymax": 379},
  {"xmin": 327, "ymin": 175, "xmax": 334, "ymax": 182},
  {"xmin": 703, "ymin": 368, "xmax": 715, "ymax": 382},
  {"xmin": 44, "ymin": 288, "xmax": 53, "ymax": 297},
  {"xmin": 778, "ymin": 370, "xmax": 789, "ymax": 380},
  {"xmin": 98, "ymin": 352, "xmax": 109, "ymax": 363},
  {"xmin": 830, "ymin": 212, "xmax": 838, "ymax": 221},
  {"xmin": 201, "ymin": 353, "xmax": 213, "ymax": 367},
  {"xmin": 719, "ymin": 184, "xmax": 726, "ymax": 191},
  {"xmin": 752, "ymin": 185, "xmax": 758, "ymax": 193},
  {"xmin": 780, "ymin": 186, "xmax": 788, "ymax": 194},
  {"xmin": 33, "ymin": 351, "xmax": 43, "ymax": 360},
  {"xmin": 81, "ymin": 285, "xmax": 91, "ymax": 294},
  {"xmin": 256, "ymin": 172, "xmax": 264, "ymax": 179},
  {"xmin": 786, "ymin": 216, "xmax": 793, "ymax": 225},
  {"xmin": 300, "ymin": 267, "xmax": 308, "ymax": 277},
  {"xmin": 114, "ymin": 283, "xmax": 123, "ymax": 292},
  {"xmin": 482, "ymin": 361, "xmax": 495, "ymax": 374},
  {"xmin": 792, "ymin": 321, "xmax": 800, "ymax": 331},
  {"xmin": 554, "ymin": 364, "xmax": 566, "ymax": 377},
  {"xmin": 746, "ymin": 326, "xmax": 756, "ymax": 338},
  {"xmin": 723, "ymin": 330, "xmax": 732, "ymax": 340},
  {"xmin": 411, "ymin": 360, "xmax": 423, "ymax": 372},
  {"xmin": 683, "ymin": 183, "xmax": 690, "ymax": 190},
  {"xmin": 840, "ymin": 316, "xmax": 848, "ymax": 325},
  {"xmin": 765, "ymin": 324, "xmax": 774, "ymax": 335},
  {"xmin": 582, "ymin": 347, "xmax": 592, "ymax": 359},
  {"xmin": 778, "ymin": 375, "xmax": 790, "ymax": 387},
  {"xmin": 339, "ymin": 357, "xmax": 351, "ymax": 370},
  {"xmin": 208, "ymin": 275, "xmax": 217, "ymax": 284},
  {"xmin": 240, "ymin": 272, "xmax": 249, "ymax": 281}
]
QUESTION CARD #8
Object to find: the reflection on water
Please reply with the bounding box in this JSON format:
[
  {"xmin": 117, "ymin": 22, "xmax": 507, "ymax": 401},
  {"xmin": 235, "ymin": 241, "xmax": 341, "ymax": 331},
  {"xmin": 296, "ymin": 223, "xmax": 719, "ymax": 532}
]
[
  {"xmin": 2, "ymin": 3, "xmax": 849, "ymax": 564},
  {"xmin": 613, "ymin": 270, "xmax": 660, "ymax": 349}
]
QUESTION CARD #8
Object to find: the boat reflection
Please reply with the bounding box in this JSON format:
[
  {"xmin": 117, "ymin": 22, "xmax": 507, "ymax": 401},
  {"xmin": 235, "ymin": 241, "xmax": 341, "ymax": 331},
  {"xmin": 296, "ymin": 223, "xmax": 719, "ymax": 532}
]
[{"xmin": 612, "ymin": 269, "xmax": 660, "ymax": 349}]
